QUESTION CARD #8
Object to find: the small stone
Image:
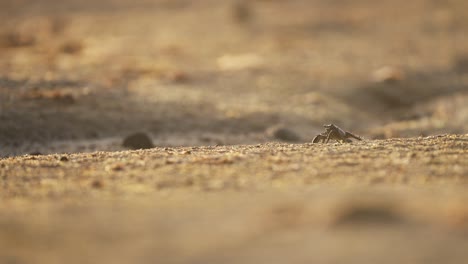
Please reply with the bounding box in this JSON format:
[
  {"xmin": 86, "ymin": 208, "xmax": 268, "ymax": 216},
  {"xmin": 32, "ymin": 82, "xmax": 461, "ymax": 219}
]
[
  {"xmin": 454, "ymin": 55, "xmax": 468, "ymax": 73},
  {"xmin": 91, "ymin": 180, "xmax": 104, "ymax": 189},
  {"xmin": 168, "ymin": 71, "xmax": 189, "ymax": 83},
  {"xmin": 50, "ymin": 91, "xmax": 75, "ymax": 104},
  {"xmin": 266, "ymin": 126, "xmax": 301, "ymax": 142},
  {"xmin": 111, "ymin": 164, "xmax": 124, "ymax": 171},
  {"xmin": 332, "ymin": 202, "xmax": 404, "ymax": 227},
  {"xmin": 371, "ymin": 66, "xmax": 405, "ymax": 83},
  {"xmin": 60, "ymin": 40, "xmax": 83, "ymax": 54},
  {"xmin": 122, "ymin": 132, "xmax": 154, "ymax": 150},
  {"xmin": 232, "ymin": 1, "xmax": 253, "ymax": 24},
  {"xmin": 59, "ymin": 156, "xmax": 69, "ymax": 162}
]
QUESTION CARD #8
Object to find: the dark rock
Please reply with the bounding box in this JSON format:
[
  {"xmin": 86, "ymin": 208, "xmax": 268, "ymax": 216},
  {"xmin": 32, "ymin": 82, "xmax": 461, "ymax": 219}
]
[
  {"xmin": 110, "ymin": 164, "xmax": 124, "ymax": 171},
  {"xmin": 60, "ymin": 40, "xmax": 83, "ymax": 54},
  {"xmin": 59, "ymin": 156, "xmax": 69, "ymax": 162},
  {"xmin": 122, "ymin": 132, "xmax": 154, "ymax": 150},
  {"xmin": 167, "ymin": 71, "xmax": 189, "ymax": 83},
  {"xmin": 371, "ymin": 66, "xmax": 405, "ymax": 83},
  {"xmin": 91, "ymin": 180, "xmax": 104, "ymax": 189},
  {"xmin": 232, "ymin": 1, "xmax": 253, "ymax": 24},
  {"xmin": 454, "ymin": 55, "xmax": 468, "ymax": 73},
  {"xmin": 332, "ymin": 203, "xmax": 404, "ymax": 227},
  {"xmin": 266, "ymin": 126, "xmax": 301, "ymax": 142}
]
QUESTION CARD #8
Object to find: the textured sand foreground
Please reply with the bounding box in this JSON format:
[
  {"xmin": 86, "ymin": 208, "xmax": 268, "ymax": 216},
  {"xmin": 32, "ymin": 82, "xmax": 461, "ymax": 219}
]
[{"xmin": 1, "ymin": 134, "xmax": 467, "ymax": 264}]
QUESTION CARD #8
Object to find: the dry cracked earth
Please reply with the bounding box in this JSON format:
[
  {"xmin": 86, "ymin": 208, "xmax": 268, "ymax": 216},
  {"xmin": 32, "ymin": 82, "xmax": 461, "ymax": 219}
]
[{"xmin": 1, "ymin": 0, "xmax": 468, "ymax": 263}]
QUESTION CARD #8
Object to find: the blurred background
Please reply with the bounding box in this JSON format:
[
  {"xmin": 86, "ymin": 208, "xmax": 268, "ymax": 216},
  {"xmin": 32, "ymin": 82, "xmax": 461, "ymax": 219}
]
[{"xmin": 1, "ymin": 0, "xmax": 467, "ymax": 156}]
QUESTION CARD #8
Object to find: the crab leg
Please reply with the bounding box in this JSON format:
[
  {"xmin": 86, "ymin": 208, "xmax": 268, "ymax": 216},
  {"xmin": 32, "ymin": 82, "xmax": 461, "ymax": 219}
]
[{"xmin": 345, "ymin": 132, "xmax": 362, "ymax": 140}]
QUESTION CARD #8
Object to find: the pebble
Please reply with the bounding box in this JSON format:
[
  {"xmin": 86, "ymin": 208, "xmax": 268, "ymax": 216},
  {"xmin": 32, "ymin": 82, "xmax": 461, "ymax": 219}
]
[
  {"xmin": 266, "ymin": 126, "xmax": 301, "ymax": 142},
  {"xmin": 371, "ymin": 66, "xmax": 405, "ymax": 83},
  {"xmin": 122, "ymin": 132, "xmax": 154, "ymax": 150}
]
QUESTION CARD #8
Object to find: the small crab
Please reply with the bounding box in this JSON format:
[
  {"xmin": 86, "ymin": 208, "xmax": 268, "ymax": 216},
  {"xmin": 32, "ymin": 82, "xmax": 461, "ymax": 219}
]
[{"xmin": 313, "ymin": 124, "xmax": 362, "ymax": 143}]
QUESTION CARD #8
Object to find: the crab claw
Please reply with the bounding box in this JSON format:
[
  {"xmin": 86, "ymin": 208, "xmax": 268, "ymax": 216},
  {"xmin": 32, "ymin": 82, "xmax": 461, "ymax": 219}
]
[{"xmin": 312, "ymin": 134, "xmax": 326, "ymax": 143}]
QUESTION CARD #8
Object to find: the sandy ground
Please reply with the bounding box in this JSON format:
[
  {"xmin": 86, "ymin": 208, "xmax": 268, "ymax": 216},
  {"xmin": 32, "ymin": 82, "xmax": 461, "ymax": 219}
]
[
  {"xmin": 1, "ymin": 0, "xmax": 468, "ymax": 263},
  {"xmin": 1, "ymin": 0, "xmax": 468, "ymax": 156},
  {"xmin": 1, "ymin": 135, "xmax": 468, "ymax": 263}
]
